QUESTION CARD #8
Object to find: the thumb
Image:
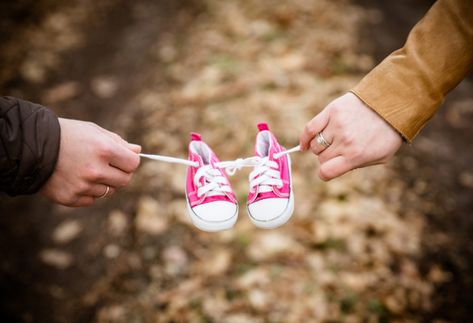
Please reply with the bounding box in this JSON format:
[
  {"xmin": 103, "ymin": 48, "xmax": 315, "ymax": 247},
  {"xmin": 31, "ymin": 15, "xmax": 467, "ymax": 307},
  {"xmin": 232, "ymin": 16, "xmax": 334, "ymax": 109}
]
[{"xmin": 127, "ymin": 143, "xmax": 142, "ymax": 154}]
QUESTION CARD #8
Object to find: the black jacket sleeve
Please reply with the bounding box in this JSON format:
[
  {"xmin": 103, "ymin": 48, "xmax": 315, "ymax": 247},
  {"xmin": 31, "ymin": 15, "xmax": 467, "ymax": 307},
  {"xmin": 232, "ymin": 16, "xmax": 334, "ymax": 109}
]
[{"xmin": 0, "ymin": 96, "xmax": 61, "ymax": 196}]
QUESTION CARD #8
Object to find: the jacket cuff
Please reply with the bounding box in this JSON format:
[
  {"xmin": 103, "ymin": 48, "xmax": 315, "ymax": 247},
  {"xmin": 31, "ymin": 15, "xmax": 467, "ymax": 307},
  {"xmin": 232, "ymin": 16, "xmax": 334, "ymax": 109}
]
[
  {"xmin": 349, "ymin": 88, "xmax": 414, "ymax": 143},
  {"xmin": 349, "ymin": 65, "xmax": 440, "ymax": 144},
  {"xmin": 9, "ymin": 98, "xmax": 61, "ymax": 196},
  {"xmin": 349, "ymin": 0, "xmax": 473, "ymax": 142},
  {"xmin": 28, "ymin": 106, "xmax": 61, "ymax": 194}
]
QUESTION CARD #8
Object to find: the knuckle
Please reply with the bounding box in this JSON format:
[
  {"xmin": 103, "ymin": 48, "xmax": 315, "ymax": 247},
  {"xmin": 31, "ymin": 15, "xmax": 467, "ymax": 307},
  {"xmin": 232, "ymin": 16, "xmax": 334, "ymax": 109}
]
[
  {"xmin": 87, "ymin": 121, "xmax": 99, "ymax": 129},
  {"xmin": 75, "ymin": 182, "xmax": 89, "ymax": 195},
  {"xmin": 340, "ymin": 132, "xmax": 353, "ymax": 145},
  {"xmin": 97, "ymin": 142, "xmax": 113, "ymax": 158},
  {"xmin": 329, "ymin": 103, "xmax": 341, "ymax": 115},
  {"xmin": 86, "ymin": 166, "xmax": 103, "ymax": 181},
  {"xmin": 113, "ymin": 133, "xmax": 123, "ymax": 141},
  {"xmin": 62, "ymin": 194, "xmax": 78, "ymax": 207},
  {"xmin": 304, "ymin": 124, "xmax": 316, "ymax": 136}
]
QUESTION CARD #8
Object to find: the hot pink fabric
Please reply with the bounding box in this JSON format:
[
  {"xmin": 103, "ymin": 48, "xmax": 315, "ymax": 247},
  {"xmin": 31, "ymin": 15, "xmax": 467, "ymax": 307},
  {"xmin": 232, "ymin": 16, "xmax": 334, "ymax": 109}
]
[
  {"xmin": 186, "ymin": 134, "xmax": 237, "ymax": 208},
  {"xmin": 190, "ymin": 132, "xmax": 202, "ymax": 141},
  {"xmin": 247, "ymin": 123, "xmax": 291, "ymax": 204},
  {"xmin": 257, "ymin": 122, "xmax": 269, "ymax": 131}
]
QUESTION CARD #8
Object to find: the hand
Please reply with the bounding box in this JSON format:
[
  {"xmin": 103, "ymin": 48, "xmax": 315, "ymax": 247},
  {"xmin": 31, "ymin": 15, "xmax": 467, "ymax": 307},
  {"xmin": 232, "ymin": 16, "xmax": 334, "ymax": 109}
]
[
  {"xmin": 299, "ymin": 92, "xmax": 402, "ymax": 181},
  {"xmin": 40, "ymin": 118, "xmax": 141, "ymax": 207}
]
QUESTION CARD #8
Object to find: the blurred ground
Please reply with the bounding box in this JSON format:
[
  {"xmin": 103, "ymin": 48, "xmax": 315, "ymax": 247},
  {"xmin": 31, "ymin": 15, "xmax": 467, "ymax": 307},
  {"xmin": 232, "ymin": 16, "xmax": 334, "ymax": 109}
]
[{"xmin": 0, "ymin": 0, "xmax": 472, "ymax": 322}]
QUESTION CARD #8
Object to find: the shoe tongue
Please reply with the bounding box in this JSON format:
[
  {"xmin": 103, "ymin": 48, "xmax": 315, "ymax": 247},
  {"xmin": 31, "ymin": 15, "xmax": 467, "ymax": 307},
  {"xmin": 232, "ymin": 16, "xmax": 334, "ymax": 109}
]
[
  {"xmin": 193, "ymin": 153, "xmax": 205, "ymax": 167},
  {"xmin": 189, "ymin": 141, "xmax": 212, "ymax": 167},
  {"xmin": 255, "ymin": 130, "xmax": 276, "ymax": 159}
]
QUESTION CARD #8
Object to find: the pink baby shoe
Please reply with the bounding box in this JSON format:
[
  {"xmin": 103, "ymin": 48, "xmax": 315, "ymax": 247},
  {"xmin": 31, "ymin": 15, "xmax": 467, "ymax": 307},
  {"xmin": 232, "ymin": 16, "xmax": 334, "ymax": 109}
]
[
  {"xmin": 186, "ymin": 133, "xmax": 238, "ymax": 232},
  {"xmin": 246, "ymin": 123, "xmax": 294, "ymax": 228}
]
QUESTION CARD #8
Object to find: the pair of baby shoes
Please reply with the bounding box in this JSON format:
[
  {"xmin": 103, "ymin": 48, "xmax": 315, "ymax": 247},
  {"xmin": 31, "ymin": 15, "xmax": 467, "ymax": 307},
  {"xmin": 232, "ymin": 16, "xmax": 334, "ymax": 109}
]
[{"xmin": 185, "ymin": 123, "xmax": 294, "ymax": 232}]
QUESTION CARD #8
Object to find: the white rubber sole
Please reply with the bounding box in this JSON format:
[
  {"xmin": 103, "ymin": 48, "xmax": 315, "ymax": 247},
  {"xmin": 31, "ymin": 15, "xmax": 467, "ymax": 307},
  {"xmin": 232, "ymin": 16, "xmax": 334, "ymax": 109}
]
[
  {"xmin": 185, "ymin": 197, "xmax": 238, "ymax": 232},
  {"xmin": 247, "ymin": 154, "xmax": 294, "ymax": 229}
]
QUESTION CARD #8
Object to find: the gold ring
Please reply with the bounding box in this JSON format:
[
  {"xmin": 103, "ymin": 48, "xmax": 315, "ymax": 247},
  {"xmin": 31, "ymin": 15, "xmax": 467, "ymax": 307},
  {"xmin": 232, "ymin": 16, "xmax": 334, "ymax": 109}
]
[
  {"xmin": 316, "ymin": 132, "xmax": 331, "ymax": 148},
  {"xmin": 98, "ymin": 185, "xmax": 110, "ymax": 199}
]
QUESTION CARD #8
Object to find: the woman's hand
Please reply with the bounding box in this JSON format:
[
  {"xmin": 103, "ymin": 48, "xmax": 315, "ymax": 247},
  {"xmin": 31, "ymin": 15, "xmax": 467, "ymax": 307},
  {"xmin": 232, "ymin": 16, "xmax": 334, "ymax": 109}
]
[
  {"xmin": 299, "ymin": 93, "xmax": 402, "ymax": 181},
  {"xmin": 40, "ymin": 118, "xmax": 141, "ymax": 207}
]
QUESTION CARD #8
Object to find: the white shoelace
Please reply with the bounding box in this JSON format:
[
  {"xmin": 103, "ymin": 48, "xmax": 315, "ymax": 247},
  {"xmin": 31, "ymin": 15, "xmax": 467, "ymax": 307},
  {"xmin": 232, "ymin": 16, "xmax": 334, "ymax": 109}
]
[
  {"xmin": 248, "ymin": 157, "xmax": 282, "ymax": 193},
  {"xmin": 193, "ymin": 165, "xmax": 232, "ymax": 198},
  {"xmin": 139, "ymin": 145, "xmax": 300, "ymax": 197}
]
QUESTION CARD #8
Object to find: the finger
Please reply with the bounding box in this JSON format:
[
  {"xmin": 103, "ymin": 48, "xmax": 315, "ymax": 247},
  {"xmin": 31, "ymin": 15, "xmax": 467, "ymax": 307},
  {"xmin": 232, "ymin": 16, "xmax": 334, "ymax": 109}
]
[
  {"xmin": 318, "ymin": 155, "xmax": 353, "ymax": 181},
  {"xmin": 103, "ymin": 129, "xmax": 139, "ymax": 152},
  {"xmin": 72, "ymin": 196, "xmax": 96, "ymax": 207},
  {"xmin": 299, "ymin": 108, "xmax": 330, "ymax": 151},
  {"xmin": 108, "ymin": 144, "xmax": 141, "ymax": 173},
  {"xmin": 127, "ymin": 143, "xmax": 142, "ymax": 154},
  {"xmin": 101, "ymin": 127, "xmax": 126, "ymax": 143},
  {"xmin": 105, "ymin": 130, "xmax": 142, "ymax": 155},
  {"xmin": 101, "ymin": 166, "xmax": 133, "ymax": 188},
  {"xmin": 100, "ymin": 126, "xmax": 142, "ymax": 155},
  {"xmin": 85, "ymin": 184, "xmax": 116, "ymax": 198},
  {"xmin": 318, "ymin": 147, "xmax": 339, "ymax": 164}
]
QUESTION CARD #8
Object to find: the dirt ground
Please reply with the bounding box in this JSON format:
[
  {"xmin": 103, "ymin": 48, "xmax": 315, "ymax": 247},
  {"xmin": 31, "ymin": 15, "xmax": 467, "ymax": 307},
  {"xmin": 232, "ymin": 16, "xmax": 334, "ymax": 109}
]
[{"xmin": 0, "ymin": 0, "xmax": 472, "ymax": 322}]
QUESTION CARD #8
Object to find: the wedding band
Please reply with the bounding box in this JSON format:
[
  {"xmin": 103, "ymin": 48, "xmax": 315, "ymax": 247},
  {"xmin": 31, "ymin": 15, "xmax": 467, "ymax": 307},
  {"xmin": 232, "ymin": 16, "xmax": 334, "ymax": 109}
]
[
  {"xmin": 316, "ymin": 132, "xmax": 331, "ymax": 148},
  {"xmin": 98, "ymin": 185, "xmax": 110, "ymax": 199}
]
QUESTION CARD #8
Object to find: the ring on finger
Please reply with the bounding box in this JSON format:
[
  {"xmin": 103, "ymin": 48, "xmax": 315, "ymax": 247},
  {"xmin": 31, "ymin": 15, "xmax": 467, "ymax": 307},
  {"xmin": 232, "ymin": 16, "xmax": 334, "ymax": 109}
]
[
  {"xmin": 316, "ymin": 132, "xmax": 331, "ymax": 148},
  {"xmin": 98, "ymin": 185, "xmax": 110, "ymax": 199}
]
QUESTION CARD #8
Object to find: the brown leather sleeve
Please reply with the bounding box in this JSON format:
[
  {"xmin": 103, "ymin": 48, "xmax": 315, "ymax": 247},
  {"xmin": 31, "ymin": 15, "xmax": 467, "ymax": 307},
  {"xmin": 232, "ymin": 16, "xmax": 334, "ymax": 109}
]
[
  {"xmin": 351, "ymin": 0, "xmax": 473, "ymax": 142},
  {"xmin": 0, "ymin": 96, "xmax": 61, "ymax": 196}
]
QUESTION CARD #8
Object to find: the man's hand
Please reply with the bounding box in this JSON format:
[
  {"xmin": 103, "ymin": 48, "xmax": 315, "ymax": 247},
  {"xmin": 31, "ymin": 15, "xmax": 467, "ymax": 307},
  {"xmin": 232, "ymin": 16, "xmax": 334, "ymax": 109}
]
[
  {"xmin": 41, "ymin": 118, "xmax": 141, "ymax": 207},
  {"xmin": 299, "ymin": 93, "xmax": 402, "ymax": 181}
]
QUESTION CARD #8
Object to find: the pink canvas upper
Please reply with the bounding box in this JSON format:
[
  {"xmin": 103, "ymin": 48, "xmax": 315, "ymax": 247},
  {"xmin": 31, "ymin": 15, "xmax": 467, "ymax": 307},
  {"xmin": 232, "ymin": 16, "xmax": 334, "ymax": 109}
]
[
  {"xmin": 247, "ymin": 123, "xmax": 291, "ymax": 204},
  {"xmin": 186, "ymin": 133, "xmax": 237, "ymax": 207}
]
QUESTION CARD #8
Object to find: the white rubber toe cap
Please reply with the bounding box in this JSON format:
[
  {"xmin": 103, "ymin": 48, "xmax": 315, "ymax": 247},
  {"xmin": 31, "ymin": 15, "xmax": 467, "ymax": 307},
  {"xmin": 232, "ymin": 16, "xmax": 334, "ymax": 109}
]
[
  {"xmin": 248, "ymin": 198, "xmax": 289, "ymax": 222},
  {"xmin": 188, "ymin": 200, "xmax": 238, "ymax": 232},
  {"xmin": 191, "ymin": 201, "xmax": 237, "ymax": 223}
]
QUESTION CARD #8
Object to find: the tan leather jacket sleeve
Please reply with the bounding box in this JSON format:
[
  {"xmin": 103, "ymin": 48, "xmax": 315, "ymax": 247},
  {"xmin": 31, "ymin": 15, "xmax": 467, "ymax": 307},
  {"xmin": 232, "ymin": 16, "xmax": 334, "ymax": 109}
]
[{"xmin": 351, "ymin": 0, "xmax": 473, "ymax": 142}]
